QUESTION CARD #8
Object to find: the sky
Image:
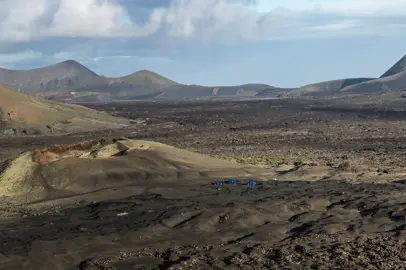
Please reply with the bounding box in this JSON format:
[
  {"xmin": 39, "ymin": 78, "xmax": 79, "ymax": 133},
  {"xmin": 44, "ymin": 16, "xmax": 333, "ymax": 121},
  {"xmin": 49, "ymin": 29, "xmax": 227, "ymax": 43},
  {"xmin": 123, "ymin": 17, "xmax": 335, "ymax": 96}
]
[{"xmin": 0, "ymin": 0, "xmax": 406, "ymax": 87}]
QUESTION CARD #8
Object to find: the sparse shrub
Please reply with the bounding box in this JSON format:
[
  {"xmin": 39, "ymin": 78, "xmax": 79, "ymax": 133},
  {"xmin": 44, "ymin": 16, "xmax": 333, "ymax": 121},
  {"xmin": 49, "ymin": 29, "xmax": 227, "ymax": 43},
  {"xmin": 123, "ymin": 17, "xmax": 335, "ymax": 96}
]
[
  {"xmin": 216, "ymin": 154, "xmax": 295, "ymax": 166},
  {"xmin": 338, "ymin": 160, "xmax": 360, "ymax": 172},
  {"xmin": 338, "ymin": 160, "xmax": 352, "ymax": 171}
]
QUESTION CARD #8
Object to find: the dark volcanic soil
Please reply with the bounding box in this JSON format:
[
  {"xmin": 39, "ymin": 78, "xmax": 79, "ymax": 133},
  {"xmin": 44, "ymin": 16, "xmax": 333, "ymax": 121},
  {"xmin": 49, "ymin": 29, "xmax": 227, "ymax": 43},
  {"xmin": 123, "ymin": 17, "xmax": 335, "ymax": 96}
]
[
  {"xmin": 2, "ymin": 98, "xmax": 406, "ymax": 269},
  {"xmin": 3, "ymin": 98, "xmax": 406, "ymax": 171},
  {"xmin": 1, "ymin": 180, "xmax": 406, "ymax": 269}
]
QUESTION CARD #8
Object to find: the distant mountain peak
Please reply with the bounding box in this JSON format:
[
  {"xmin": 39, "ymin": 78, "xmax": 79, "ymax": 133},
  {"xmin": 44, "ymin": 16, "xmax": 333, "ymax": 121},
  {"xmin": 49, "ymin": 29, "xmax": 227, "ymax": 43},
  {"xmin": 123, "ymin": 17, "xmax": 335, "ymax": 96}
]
[
  {"xmin": 61, "ymin": 59, "xmax": 79, "ymax": 64},
  {"xmin": 50, "ymin": 60, "xmax": 99, "ymax": 77},
  {"xmin": 137, "ymin": 69, "xmax": 152, "ymax": 73},
  {"xmin": 131, "ymin": 69, "xmax": 163, "ymax": 76},
  {"xmin": 0, "ymin": 60, "xmax": 99, "ymax": 93},
  {"xmin": 55, "ymin": 60, "xmax": 94, "ymax": 70},
  {"xmin": 380, "ymin": 54, "xmax": 406, "ymax": 78},
  {"xmin": 118, "ymin": 70, "xmax": 179, "ymax": 85}
]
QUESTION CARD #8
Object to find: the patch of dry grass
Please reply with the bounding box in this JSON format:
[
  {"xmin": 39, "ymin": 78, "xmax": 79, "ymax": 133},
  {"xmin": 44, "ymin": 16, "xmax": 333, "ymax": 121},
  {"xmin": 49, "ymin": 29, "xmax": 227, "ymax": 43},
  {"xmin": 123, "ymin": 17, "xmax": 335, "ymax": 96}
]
[{"xmin": 216, "ymin": 154, "xmax": 299, "ymax": 166}]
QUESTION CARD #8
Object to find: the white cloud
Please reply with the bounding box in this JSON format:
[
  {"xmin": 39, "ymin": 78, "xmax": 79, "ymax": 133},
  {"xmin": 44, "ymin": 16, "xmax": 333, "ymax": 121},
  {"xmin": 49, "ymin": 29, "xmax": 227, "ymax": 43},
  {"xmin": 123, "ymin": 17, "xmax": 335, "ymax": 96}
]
[
  {"xmin": 0, "ymin": 0, "xmax": 160, "ymax": 41},
  {"xmin": 48, "ymin": 0, "xmax": 127, "ymax": 37},
  {"xmin": 0, "ymin": 0, "xmax": 405, "ymax": 43},
  {"xmin": 90, "ymin": 55, "xmax": 173, "ymax": 64},
  {"xmin": 0, "ymin": 50, "xmax": 43, "ymax": 65},
  {"xmin": 53, "ymin": 51, "xmax": 77, "ymax": 60},
  {"xmin": 305, "ymin": 0, "xmax": 406, "ymax": 16},
  {"xmin": 303, "ymin": 20, "xmax": 360, "ymax": 32},
  {"xmin": 150, "ymin": 0, "xmax": 262, "ymax": 42},
  {"xmin": 0, "ymin": 0, "xmax": 50, "ymax": 41},
  {"xmin": 91, "ymin": 55, "xmax": 133, "ymax": 61},
  {"xmin": 251, "ymin": 0, "xmax": 406, "ymax": 15}
]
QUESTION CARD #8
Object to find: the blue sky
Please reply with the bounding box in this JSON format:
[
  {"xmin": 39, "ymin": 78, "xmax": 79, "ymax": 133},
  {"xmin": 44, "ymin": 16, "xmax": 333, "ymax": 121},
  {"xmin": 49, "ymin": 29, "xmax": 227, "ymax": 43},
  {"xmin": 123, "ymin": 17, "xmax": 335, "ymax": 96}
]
[{"xmin": 0, "ymin": 0, "xmax": 405, "ymax": 87}]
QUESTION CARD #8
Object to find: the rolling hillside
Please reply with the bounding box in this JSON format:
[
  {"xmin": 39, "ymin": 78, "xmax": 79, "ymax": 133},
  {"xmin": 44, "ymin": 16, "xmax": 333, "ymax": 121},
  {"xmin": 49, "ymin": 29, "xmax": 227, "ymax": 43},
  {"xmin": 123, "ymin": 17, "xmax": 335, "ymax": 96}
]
[
  {"xmin": 255, "ymin": 54, "xmax": 406, "ymax": 98},
  {"xmin": 0, "ymin": 60, "xmax": 179, "ymax": 95},
  {"xmin": 0, "ymin": 60, "xmax": 276, "ymax": 102},
  {"xmin": 0, "ymin": 60, "xmax": 101, "ymax": 93},
  {"xmin": 340, "ymin": 55, "xmax": 406, "ymax": 93},
  {"xmin": 380, "ymin": 55, "xmax": 406, "ymax": 78},
  {"xmin": 111, "ymin": 70, "xmax": 180, "ymax": 85},
  {"xmin": 0, "ymin": 84, "xmax": 129, "ymax": 135},
  {"xmin": 283, "ymin": 78, "xmax": 374, "ymax": 97},
  {"xmin": 3, "ymin": 54, "xmax": 406, "ymax": 102}
]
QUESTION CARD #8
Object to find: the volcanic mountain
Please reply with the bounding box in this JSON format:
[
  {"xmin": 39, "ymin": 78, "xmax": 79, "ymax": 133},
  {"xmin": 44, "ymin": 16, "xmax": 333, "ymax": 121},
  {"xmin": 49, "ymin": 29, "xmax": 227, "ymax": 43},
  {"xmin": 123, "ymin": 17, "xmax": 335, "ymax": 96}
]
[
  {"xmin": 0, "ymin": 84, "xmax": 129, "ymax": 136},
  {"xmin": 0, "ymin": 60, "xmax": 101, "ymax": 93},
  {"xmin": 339, "ymin": 55, "xmax": 406, "ymax": 94},
  {"xmin": 0, "ymin": 60, "xmax": 276, "ymax": 102},
  {"xmin": 380, "ymin": 55, "xmax": 406, "ymax": 78},
  {"xmin": 257, "ymin": 54, "xmax": 406, "ymax": 97},
  {"xmin": 111, "ymin": 70, "xmax": 180, "ymax": 85},
  {"xmin": 0, "ymin": 60, "xmax": 179, "ymax": 96},
  {"xmin": 280, "ymin": 78, "xmax": 375, "ymax": 97}
]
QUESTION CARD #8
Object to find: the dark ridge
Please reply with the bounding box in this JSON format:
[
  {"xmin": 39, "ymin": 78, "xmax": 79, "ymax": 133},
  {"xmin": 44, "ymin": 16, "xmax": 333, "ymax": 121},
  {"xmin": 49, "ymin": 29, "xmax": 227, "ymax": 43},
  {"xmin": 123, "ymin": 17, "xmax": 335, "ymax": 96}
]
[{"xmin": 380, "ymin": 55, "xmax": 406, "ymax": 78}]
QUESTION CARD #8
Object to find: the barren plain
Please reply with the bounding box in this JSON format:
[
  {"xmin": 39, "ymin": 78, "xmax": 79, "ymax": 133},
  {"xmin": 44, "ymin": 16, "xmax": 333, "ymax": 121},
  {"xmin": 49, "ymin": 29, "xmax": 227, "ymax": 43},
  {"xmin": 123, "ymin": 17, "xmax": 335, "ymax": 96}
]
[{"xmin": 1, "ymin": 97, "xmax": 406, "ymax": 269}]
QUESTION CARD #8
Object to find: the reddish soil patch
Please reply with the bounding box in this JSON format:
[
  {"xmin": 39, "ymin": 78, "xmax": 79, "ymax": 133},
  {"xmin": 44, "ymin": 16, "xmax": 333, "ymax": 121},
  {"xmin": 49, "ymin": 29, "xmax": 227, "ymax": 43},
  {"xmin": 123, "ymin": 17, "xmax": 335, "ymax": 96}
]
[{"xmin": 32, "ymin": 139, "xmax": 111, "ymax": 164}]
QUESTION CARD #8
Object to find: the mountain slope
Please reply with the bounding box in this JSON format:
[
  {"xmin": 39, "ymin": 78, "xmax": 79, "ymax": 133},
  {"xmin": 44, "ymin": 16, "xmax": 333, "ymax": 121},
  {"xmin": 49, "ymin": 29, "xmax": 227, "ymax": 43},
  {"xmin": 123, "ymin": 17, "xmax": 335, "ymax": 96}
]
[
  {"xmin": 153, "ymin": 84, "xmax": 273, "ymax": 101},
  {"xmin": 256, "ymin": 87, "xmax": 293, "ymax": 97},
  {"xmin": 340, "ymin": 72, "xmax": 406, "ymax": 93},
  {"xmin": 284, "ymin": 78, "xmax": 375, "ymax": 97},
  {"xmin": 0, "ymin": 60, "xmax": 102, "ymax": 93},
  {"xmin": 111, "ymin": 70, "xmax": 179, "ymax": 85},
  {"xmin": 0, "ymin": 61, "xmax": 283, "ymax": 101},
  {"xmin": 341, "ymin": 55, "xmax": 406, "ymax": 94},
  {"xmin": 380, "ymin": 55, "xmax": 406, "ymax": 78},
  {"xmin": 0, "ymin": 84, "xmax": 129, "ymax": 135},
  {"xmin": 0, "ymin": 61, "xmax": 180, "ymax": 94}
]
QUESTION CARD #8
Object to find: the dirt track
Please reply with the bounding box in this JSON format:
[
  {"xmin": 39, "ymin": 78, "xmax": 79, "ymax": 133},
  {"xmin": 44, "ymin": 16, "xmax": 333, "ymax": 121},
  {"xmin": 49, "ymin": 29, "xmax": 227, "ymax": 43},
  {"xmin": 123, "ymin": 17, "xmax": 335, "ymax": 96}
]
[{"xmin": 2, "ymin": 98, "xmax": 406, "ymax": 269}]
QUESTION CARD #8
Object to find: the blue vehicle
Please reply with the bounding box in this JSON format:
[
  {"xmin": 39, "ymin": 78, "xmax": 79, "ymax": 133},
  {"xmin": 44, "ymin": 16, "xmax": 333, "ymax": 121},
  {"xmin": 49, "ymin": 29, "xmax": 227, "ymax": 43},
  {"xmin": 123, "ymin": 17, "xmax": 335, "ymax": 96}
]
[
  {"xmin": 226, "ymin": 179, "xmax": 237, "ymax": 185},
  {"xmin": 248, "ymin": 180, "xmax": 256, "ymax": 186}
]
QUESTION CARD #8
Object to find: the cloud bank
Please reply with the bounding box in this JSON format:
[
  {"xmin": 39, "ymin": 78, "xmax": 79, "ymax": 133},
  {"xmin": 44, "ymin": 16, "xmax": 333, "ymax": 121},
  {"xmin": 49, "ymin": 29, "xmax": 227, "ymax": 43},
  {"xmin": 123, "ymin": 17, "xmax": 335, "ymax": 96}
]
[
  {"xmin": 0, "ymin": 0, "xmax": 405, "ymax": 42},
  {"xmin": 0, "ymin": 0, "xmax": 405, "ymax": 79}
]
